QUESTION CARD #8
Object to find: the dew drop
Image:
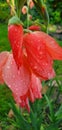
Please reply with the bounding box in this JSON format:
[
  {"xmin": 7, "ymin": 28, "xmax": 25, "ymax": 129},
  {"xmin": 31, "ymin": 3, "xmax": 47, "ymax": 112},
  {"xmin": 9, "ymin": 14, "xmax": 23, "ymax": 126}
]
[
  {"xmin": 7, "ymin": 66, "xmax": 10, "ymax": 69},
  {"xmin": 12, "ymin": 75, "xmax": 15, "ymax": 78},
  {"xmin": 15, "ymin": 29, "xmax": 17, "ymax": 32},
  {"xmin": 34, "ymin": 66, "xmax": 37, "ymax": 69},
  {"xmin": 38, "ymin": 46, "xmax": 41, "ymax": 51}
]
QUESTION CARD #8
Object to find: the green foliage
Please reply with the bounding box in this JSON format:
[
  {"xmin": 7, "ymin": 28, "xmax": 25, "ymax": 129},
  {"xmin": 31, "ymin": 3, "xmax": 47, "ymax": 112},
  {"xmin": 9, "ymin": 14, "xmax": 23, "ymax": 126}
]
[
  {"xmin": 46, "ymin": 0, "xmax": 62, "ymax": 24},
  {"xmin": 0, "ymin": 24, "xmax": 10, "ymax": 52},
  {"xmin": 0, "ymin": 2, "xmax": 10, "ymax": 23},
  {"xmin": 0, "ymin": 85, "xmax": 12, "ymax": 121}
]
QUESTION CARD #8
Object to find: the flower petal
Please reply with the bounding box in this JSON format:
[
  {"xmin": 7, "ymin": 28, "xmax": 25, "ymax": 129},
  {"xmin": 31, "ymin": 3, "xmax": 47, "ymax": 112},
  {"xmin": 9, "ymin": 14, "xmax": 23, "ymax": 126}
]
[
  {"xmin": 28, "ymin": 73, "xmax": 42, "ymax": 102},
  {"xmin": 35, "ymin": 31, "xmax": 62, "ymax": 60},
  {"xmin": 2, "ymin": 54, "xmax": 31, "ymax": 97},
  {"xmin": 13, "ymin": 93, "xmax": 30, "ymax": 112},
  {"xmin": 8, "ymin": 25, "xmax": 23, "ymax": 68},
  {"xmin": 23, "ymin": 32, "xmax": 55, "ymax": 80},
  {"xmin": 0, "ymin": 51, "xmax": 9, "ymax": 84}
]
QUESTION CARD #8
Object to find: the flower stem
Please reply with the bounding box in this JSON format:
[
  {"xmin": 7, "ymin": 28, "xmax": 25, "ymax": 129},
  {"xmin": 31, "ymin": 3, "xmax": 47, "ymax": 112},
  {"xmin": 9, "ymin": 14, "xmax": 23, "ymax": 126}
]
[{"xmin": 27, "ymin": 0, "xmax": 29, "ymax": 28}]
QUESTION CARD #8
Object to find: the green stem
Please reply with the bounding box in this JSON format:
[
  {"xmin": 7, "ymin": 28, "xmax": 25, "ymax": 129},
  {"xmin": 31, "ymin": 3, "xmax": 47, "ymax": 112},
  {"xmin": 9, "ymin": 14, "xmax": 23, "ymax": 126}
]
[
  {"xmin": 27, "ymin": 0, "xmax": 29, "ymax": 28},
  {"xmin": 15, "ymin": 0, "xmax": 26, "ymax": 18},
  {"xmin": 30, "ymin": 108, "xmax": 38, "ymax": 130},
  {"xmin": 24, "ymin": 29, "xmax": 32, "ymax": 33},
  {"xmin": 33, "ymin": 0, "xmax": 49, "ymax": 34}
]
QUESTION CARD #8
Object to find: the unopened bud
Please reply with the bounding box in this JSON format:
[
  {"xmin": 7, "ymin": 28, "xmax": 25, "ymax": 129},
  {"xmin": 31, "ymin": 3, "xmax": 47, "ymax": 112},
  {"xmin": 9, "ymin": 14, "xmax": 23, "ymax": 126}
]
[
  {"xmin": 29, "ymin": 0, "xmax": 34, "ymax": 9},
  {"xmin": 22, "ymin": 6, "xmax": 28, "ymax": 14}
]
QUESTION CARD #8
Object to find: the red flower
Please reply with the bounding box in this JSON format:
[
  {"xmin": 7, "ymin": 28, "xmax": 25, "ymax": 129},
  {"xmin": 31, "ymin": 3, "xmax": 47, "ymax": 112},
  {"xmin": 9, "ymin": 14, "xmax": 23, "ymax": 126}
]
[
  {"xmin": 23, "ymin": 32, "xmax": 55, "ymax": 79},
  {"xmin": 0, "ymin": 24, "xmax": 62, "ymax": 111},
  {"xmin": 0, "ymin": 52, "xmax": 42, "ymax": 112}
]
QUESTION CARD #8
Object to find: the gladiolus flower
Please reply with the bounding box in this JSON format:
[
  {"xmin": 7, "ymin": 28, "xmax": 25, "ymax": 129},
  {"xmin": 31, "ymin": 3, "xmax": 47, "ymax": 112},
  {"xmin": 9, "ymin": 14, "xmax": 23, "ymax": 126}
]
[
  {"xmin": 0, "ymin": 52, "xmax": 42, "ymax": 112},
  {"xmin": 0, "ymin": 24, "xmax": 62, "ymax": 111}
]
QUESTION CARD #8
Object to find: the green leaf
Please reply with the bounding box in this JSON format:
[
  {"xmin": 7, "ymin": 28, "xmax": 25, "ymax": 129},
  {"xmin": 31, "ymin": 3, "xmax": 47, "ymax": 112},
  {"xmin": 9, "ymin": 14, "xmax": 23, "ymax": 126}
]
[
  {"xmin": 9, "ymin": 99, "xmax": 31, "ymax": 130},
  {"xmin": 44, "ymin": 94, "xmax": 55, "ymax": 121},
  {"xmin": 15, "ymin": 0, "xmax": 26, "ymax": 18},
  {"xmin": 8, "ymin": 16, "xmax": 23, "ymax": 25},
  {"xmin": 45, "ymin": 124, "xmax": 59, "ymax": 130},
  {"xmin": 40, "ymin": 125, "xmax": 45, "ymax": 130},
  {"xmin": 55, "ymin": 105, "xmax": 62, "ymax": 120},
  {"xmin": 30, "ymin": 108, "xmax": 38, "ymax": 130}
]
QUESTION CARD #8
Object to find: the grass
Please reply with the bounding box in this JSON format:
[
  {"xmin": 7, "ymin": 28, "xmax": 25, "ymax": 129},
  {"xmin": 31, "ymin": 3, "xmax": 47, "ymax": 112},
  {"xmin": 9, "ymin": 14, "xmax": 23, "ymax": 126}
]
[
  {"xmin": 0, "ymin": 23, "xmax": 62, "ymax": 130},
  {"xmin": 0, "ymin": 85, "xmax": 12, "ymax": 120},
  {"xmin": 0, "ymin": 23, "xmax": 14, "ymax": 129},
  {"xmin": 0, "ymin": 23, "xmax": 10, "ymax": 51}
]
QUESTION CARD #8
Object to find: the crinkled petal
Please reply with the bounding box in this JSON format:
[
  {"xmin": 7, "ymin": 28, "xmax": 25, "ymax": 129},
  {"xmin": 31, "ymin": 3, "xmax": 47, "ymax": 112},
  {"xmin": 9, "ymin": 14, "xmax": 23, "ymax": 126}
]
[
  {"xmin": 0, "ymin": 51, "xmax": 9, "ymax": 84},
  {"xmin": 36, "ymin": 31, "xmax": 62, "ymax": 60},
  {"xmin": 12, "ymin": 72, "xmax": 42, "ymax": 112},
  {"xmin": 2, "ymin": 54, "xmax": 31, "ymax": 97},
  {"xmin": 20, "ymin": 96, "xmax": 30, "ymax": 112},
  {"xmin": 13, "ymin": 93, "xmax": 30, "ymax": 112},
  {"xmin": 23, "ymin": 32, "xmax": 55, "ymax": 80},
  {"xmin": 28, "ymin": 73, "xmax": 42, "ymax": 102}
]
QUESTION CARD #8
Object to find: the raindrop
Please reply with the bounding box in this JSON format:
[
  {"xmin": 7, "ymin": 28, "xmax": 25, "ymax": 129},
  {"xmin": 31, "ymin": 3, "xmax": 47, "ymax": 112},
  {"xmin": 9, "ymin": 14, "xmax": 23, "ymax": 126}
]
[
  {"xmin": 7, "ymin": 66, "xmax": 10, "ymax": 69},
  {"xmin": 34, "ymin": 66, "xmax": 37, "ymax": 69},
  {"xmin": 39, "ymin": 51, "xmax": 43, "ymax": 55},
  {"xmin": 15, "ymin": 29, "xmax": 17, "ymax": 32},
  {"xmin": 38, "ymin": 46, "xmax": 41, "ymax": 51},
  {"xmin": 14, "ymin": 41, "xmax": 16, "ymax": 44},
  {"xmin": 38, "ymin": 39, "xmax": 41, "ymax": 43},
  {"xmin": 12, "ymin": 75, "xmax": 15, "ymax": 78}
]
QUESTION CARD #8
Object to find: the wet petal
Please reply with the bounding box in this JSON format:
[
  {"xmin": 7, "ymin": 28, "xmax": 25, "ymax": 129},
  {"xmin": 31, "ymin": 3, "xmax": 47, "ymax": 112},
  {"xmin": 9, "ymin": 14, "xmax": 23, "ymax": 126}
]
[
  {"xmin": 8, "ymin": 25, "xmax": 23, "ymax": 68},
  {"xmin": 0, "ymin": 51, "xmax": 9, "ymax": 84},
  {"xmin": 23, "ymin": 32, "xmax": 55, "ymax": 79},
  {"xmin": 0, "ymin": 51, "xmax": 9, "ymax": 68},
  {"xmin": 13, "ymin": 93, "xmax": 30, "ymax": 112},
  {"xmin": 28, "ymin": 73, "xmax": 42, "ymax": 102},
  {"xmin": 20, "ymin": 96, "xmax": 30, "ymax": 112},
  {"xmin": 0, "ymin": 71, "xmax": 4, "ymax": 84},
  {"xmin": 35, "ymin": 31, "xmax": 62, "ymax": 60},
  {"xmin": 2, "ymin": 54, "xmax": 31, "ymax": 97}
]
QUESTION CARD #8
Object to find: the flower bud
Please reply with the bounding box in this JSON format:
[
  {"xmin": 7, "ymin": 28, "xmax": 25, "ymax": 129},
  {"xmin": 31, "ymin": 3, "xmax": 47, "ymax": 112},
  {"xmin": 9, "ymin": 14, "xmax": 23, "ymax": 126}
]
[
  {"xmin": 22, "ymin": 6, "xmax": 28, "ymax": 14},
  {"xmin": 29, "ymin": 0, "xmax": 34, "ymax": 9}
]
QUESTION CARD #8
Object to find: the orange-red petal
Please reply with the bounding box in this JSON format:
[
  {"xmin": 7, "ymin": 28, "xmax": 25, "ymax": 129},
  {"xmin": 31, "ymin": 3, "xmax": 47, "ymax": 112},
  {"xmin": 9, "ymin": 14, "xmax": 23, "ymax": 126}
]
[
  {"xmin": 28, "ymin": 73, "xmax": 42, "ymax": 102},
  {"xmin": 8, "ymin": 25, "xmax": 23, "ymax": 68},
  {"xmin": 13, "ymin": 93, "xmax": 30, "ymax": 112},
  {"xmin": 23, "ymin": 32, "xmax": 55, "ymax": 80},
  {"xmin": 35, "ymin": 31, "xmax": 62, "ymax": 60}
]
